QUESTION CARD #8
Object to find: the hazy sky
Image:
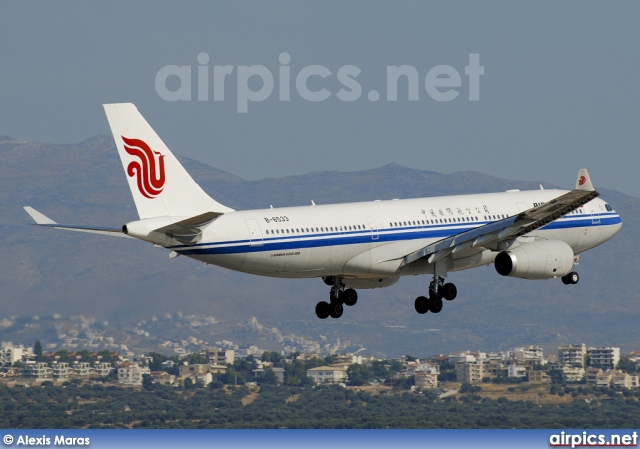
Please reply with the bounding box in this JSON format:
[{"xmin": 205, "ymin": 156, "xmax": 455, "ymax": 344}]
[{"xmin": 2, "ymin": 2, "xmax": 639, "ymax": 198}]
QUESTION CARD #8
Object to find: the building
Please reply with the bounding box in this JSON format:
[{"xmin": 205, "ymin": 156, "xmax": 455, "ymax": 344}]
[
  {"xmin": 21, "ymin": 362, "xmax": 51, "ymax": 381},
  {"xmin": 184, "ymin": 372, "xmax": 213, "ymax": 387},
  {"xmin": 561, "ymin": 366, "xmax": 585, "ymax": 382},
  {"xmin": 596, "ymin": 372, "xmax": 612, "ymax": 388},
  {"xmin": 611, "ymin": 372, "xmax": 637, "ymax": 389},
  {"xmin": 507, "ymin": 364, "xmax": 527, "ymax": 378},
  {"xmin": 93, "ymin": 362, "xmax": 113, "ymax": 376},
  {"xmin": 512, "ymin": 346, "xmax": 544, "ymax": 365},
  {"xmin": 51, "ymin": 362, "xmax": 70, "ymax": 380},
  {"xmin": 527, "ymin": 370, "xmax": 548, "ymax": 383},
  {"xmin": 306, "ymin": 366, "xmax": 348, "ymax": 384},
  {"xmin": 117, "ymin": 362, "xmax": 150, "ymax": 386},
  {"xmin": 414, "ymin": 372, "xmax": 438, "ymax": 390},
  {"xmin": 179, "ymin": 363, "xmax": 227, "ymax": 379},
  {"xmin": 588, "ymin": 347, "xmax": 620, "ymax": 371},
  {"xmin": 449, "ymin": 351, "xmax": 480, "ymax": 364},
  {"xmin": 0, "ymin": 345, "xmax": 24, "ymax": 367},
  {"xmin": 558, "ymin": 344, "xmax": 587, "ymax": 368},
  {"xmin": 627, "ymin": 351, "xmax": 640, "ymax": 364},
  {"xmin": 585, "ymin": 367, "xmax": 603, "ymax": 385},
  {"xmin": 199, "ymin": 348, "xmax": 235, "ymax": 365},
  {"xmin": 150, "ymin": 371, "xmax": 176, "ymax": 386},
  {"xmin": 483, "ymin": 361, "xmax": 506, "ymax": 378},
  {"xmin": 455, "ymin": 362, "xmax": 484, "ymax": 384},
  {"xmin": 73, "ymin": 362, "xmax": 92, "ymax": 377}
]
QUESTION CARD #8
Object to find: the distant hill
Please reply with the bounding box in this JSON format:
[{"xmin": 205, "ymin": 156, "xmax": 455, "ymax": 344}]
[{"xmin": 1, "ymin": 136, "xmax": 638, "ymax": 357}]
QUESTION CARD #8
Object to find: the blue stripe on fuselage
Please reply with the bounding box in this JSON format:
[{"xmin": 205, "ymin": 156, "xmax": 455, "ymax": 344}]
[{"xmin": 174, "ymin": 214, "xmax": 622, "ymax": 256}]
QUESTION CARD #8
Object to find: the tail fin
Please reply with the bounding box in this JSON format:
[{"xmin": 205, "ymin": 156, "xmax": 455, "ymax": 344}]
[
  {"xmin": 575, "ymin": 168, "xmax": 594, "ymax": 191},
  {"xmin": 103, "ymin": 103, "xmax": 233, "ymax": 219}
]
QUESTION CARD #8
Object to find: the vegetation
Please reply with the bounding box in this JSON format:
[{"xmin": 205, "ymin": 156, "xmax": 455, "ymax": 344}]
[{"xmin": 3, "ymin": 382, "xmax": 640, "ymax": 429}]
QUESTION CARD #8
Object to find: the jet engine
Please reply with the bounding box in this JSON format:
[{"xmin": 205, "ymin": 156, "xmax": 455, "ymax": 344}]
[{"xmin": 494, "ymin": 240, "xmax": 575, "ymax": 280}]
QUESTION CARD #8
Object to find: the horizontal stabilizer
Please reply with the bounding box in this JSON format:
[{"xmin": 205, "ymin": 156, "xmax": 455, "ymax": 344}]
[{"xmin": 23, "ymin": 206, "xmax": 132, "ymax": 239}]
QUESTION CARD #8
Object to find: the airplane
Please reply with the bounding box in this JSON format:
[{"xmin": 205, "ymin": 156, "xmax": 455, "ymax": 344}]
[{"xmin": 24, "ymin": 103, "xmax": 622, "ymax": 320}]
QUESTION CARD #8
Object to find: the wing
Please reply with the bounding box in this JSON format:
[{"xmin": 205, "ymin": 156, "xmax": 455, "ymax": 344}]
[
  {"xmin": 23, "ymin": 206, "xmax": 133, "ymax": 238},
  {"xmin": 403, "ymin": 169, "xmax": 599, "ymax": 265}
]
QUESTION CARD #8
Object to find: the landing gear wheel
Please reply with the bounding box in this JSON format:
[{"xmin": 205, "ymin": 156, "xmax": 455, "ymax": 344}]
[
  {"xmin": 415, "ymin": 296, "xmax": 429, "ymax": 314},
  {"xmin": 442, "ymin": 283, "xmax": 457, "ymax": 301},
  {"xmin": 569, "ymin": 271, "xmax": 579, "ymax": 285},
  {"xmin": 315, "ymin": 301, "xmax": 330, "ymax": 319},
  {"xmin": 561, "ymin": 275, "xmax": 571, "ymax": 285},
  {"xmin": 329, "ymin": 302, "xmax": 343, "ymax": 319},
  {"xmin": 343, "ymin": 288, "xmax": 358, "ymax": 307},
  {"xmin": 428, "ymin": 296, "xmax": 443, "ymax": 313}
]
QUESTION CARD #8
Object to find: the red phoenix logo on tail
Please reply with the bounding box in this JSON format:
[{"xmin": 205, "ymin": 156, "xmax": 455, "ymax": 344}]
[
  {"xmin": 122, "ymin": 136, "xmax": 166, "ymax": 199},
  {"xmin": 578, "ymin": 175, "xmax": 587, "ymax": 186}
]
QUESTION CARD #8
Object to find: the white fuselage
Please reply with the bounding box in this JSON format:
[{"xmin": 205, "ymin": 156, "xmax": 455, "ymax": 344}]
[{"xmin": 168, "ymin": 189, "xmax": 622, "ymax": 286}]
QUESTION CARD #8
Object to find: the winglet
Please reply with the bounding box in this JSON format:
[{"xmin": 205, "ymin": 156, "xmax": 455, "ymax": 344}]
[
  {"xmin": 23, "ymin": 206, "xmax": 57, "ymax": 225},
  {"xmin": 575, "ymin": 169, "xmax": 594, "ymax": 191}
]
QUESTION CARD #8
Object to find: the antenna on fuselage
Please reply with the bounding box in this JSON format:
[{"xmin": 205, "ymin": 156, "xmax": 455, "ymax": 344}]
[{"xmin": 311, "ymin": 200, "xmax": 316, "ymax": 206}]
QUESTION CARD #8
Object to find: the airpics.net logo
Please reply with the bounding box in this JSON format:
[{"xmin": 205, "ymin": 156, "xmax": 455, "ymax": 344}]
[{"xmin": 155, "ymin": 52, "xmax": 484, "ymax": 113}]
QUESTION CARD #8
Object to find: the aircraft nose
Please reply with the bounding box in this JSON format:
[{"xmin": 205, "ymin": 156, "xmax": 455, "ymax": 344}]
[{"xmin": 604, "ymin": 219, "xmax": 622, "ymax": 242}]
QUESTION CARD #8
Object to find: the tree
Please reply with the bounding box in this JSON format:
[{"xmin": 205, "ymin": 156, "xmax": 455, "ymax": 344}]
[
  {"xmin": 184, "ymin": 353, "xmax": 209, "ymax": 365},
  {"xmin": 347, "ymin": 364, "xmax": 372, "ymax": 386},
  {"xmin": 55, "ymin": 350, "xmax": 70, "ymax": 362},
  {"xmin": 142, "ymin": 374, "xmax": 154, "ymax": 390},
  {"xmin": 460, "ymin": 382, "xmax": 482, "ymax": 394},
  {"xmin": 261, "ymin": 351, "xmax": 283, "ymax": 366},
  {"xmin": 371, "ymin": 360, "xmax": 391, "ymax": 379},
  {"xmin": 34, "ymin": 341, "xmax": 43, "ymax": 362},
  {"xmin": 76, "ymin": 349, "xmax": 91, "ymax": 360},
  {"xmin": 617, "ymin": 357, "xmax": 638, "ymax": 373},
  {"xmin": 548, "ymin": 369, "xmax": 565, "ymax": 384},
  {"xmin": 258, "ymin": 367, "xmax": 279, "ymax": 386}
]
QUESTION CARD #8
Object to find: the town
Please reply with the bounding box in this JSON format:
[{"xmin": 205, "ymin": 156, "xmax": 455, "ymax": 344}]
[{"xmin": 1, "ymin": 340, "xmax": 638, "ymax": 394}]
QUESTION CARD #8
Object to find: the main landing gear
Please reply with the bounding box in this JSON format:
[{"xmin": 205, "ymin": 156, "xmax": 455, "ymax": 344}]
[
  {"xmin": 316, "ymin": 276, "xmax": 358, "ymax": 319},
  {"xmin": 561, "ymin": 271, "xmax": 580, "ymax": 285},
  {"xmin": 414, "ymin": 275, "xmax": 457, "ymax": 315}
]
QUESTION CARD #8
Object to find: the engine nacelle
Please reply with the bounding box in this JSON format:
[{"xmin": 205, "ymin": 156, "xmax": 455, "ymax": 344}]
[{"xmin": 494, "ymin": 240, "xmax": 575, "ymax": 280}]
